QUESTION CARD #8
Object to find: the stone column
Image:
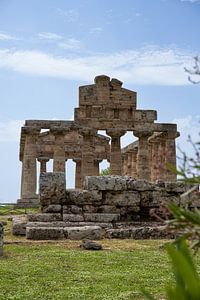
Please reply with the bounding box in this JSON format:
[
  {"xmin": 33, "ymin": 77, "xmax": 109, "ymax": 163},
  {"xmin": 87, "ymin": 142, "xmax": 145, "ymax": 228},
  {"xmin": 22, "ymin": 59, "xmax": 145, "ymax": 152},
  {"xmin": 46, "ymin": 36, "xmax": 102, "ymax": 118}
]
[
  {"xmin": 73, "ymin": 159, "xmax": 82, "ymax": 189},
  {"xmin": 81, "ymin": 129, "xmax": 96, "ymax": 183},
  {"xmin": 157, "ymin": 136, "xmax": 167, "ymax": 181},
  {"xmin": 51, "ymin": 128, "xmax": 67, "ymax": 173},
  {"xmin": 94, "ymin": 159, "xmax": 102, "ymax": 176},
  {"xmin": 38, "ymin": 157, "xmax": 49, "ymax": 174},
  {"xmin": 134, "ymin": 131, "xmax": 152, "ymax": 181},
  {"xmin": 150, "ymin": 139, "xmax": 160, "ymax": 182},
  {"xmin": 165, "ymin": 131, "xmax": 179, "ymax": 182},
  {"xmin": 106, "ymin": 130, "xmax": 126, "ymax": 175},
  {"xmin": 127, "ymin": 151, "xmax": 132, "ymax": 176},
  {"xmin": 21, "ymin": 127, "xmax": 39, "ymax": 199},
  {"xmin": 131, "ymin": 148, "xmax": 138, "ymax": 178},
  {"xmin": 121, "ymin": 154, "xmax": 126, "ymax": 175}
]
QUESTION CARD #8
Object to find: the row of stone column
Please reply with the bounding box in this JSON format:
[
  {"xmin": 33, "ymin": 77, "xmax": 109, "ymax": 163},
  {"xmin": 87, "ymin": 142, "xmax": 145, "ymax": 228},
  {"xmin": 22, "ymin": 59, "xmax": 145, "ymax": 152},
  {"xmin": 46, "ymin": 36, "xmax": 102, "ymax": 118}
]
[
  {"xmin": 20, "ymin": 127, "xmax": 103, "ymax": 200},
  {"xmin": 122, "ymin": 131, "xmax": 178, "ymax": 182},
  {"xmin": 20, "ymin": 126, "xmax": 178, "ymax": 202}
]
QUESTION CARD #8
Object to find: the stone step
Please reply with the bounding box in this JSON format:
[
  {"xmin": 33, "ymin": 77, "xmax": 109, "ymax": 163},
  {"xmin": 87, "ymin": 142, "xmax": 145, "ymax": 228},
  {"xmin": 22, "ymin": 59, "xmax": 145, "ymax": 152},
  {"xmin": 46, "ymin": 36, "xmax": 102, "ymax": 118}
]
[
  {"xmin": 12, "ymin": 216, "xmax": 27, "ymax": 235},
  {"xmin": 26, "ymin": 225, "xmax": 103, "ymax": 240},
  {"xmin": 27, "ymin": 213, "xmax": 61, "ymax": 222},
  {"xmin": 27, "ymin": 213, "xmax": 120, "ymax": 223},
  {"xmin": 83, "ymin": 213, "xmax": 120, "ymax": 222},
  {"xmin": 15, "ymin": 197, "xmax": 40, "ymax": 208},
  {"xmin": 27, "ymin": 221, "xmax": 113, "ymax": 229},
  {"xmin": 105, "ymin": 226, "xmax": 175, "ymax": 239}
]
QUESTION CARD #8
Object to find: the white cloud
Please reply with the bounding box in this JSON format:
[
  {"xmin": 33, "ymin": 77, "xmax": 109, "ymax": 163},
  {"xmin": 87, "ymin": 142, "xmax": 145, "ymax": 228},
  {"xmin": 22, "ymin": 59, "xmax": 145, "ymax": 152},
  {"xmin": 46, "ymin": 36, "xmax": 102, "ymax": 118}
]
[
  {"xmin": 0, "ymin": 32, "xmax": 20, "ymax": 41},
  {"xmin": 58, "ymin": 38, "xmax": 81, "ymax": 50},
  {"xmin": 0, "ymin": 120, "xmax": 24, "ymax": 142},
  {"xmin": 38, "ymin": 32, "xmax": 62, "ymax": 40},
  {"xmin": 57, "ymin": 8, "xmax": 79, "ymax": 22},
  {"xmin": 0, "ymin": 46, "xmax": 194, "ymax": 85},
  {"xmin": 37, "ymin": 32, "xmax": 81, "ymax": 50},
  {"xmin": 89, "ymin": 27, "xmax": 103, "ymax": 36}
]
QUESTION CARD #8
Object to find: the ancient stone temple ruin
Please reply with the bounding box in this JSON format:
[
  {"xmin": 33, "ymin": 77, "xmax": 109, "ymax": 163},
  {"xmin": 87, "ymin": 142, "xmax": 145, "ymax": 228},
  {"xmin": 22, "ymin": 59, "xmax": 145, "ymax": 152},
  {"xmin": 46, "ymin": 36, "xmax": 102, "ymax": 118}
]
[
  {"xmin": 17, "ymin": 75, "xmax": 179, "ymax": 208},
  {"xmin": 14, "ymin": 75, "xmax": 193, "ymax": 240}
]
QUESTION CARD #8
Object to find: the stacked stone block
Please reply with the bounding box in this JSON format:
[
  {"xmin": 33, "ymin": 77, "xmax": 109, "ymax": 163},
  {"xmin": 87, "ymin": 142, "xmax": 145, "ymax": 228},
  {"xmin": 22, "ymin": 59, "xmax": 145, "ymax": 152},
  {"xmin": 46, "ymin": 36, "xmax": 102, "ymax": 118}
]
[{"xmin": 21, "ymin": 173, "xmax": 197, "ymax": 240}]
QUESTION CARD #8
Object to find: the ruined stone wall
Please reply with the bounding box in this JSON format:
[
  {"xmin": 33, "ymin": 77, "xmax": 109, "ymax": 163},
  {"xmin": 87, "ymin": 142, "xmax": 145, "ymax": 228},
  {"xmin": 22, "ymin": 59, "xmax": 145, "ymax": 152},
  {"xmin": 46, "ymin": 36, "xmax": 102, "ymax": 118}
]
[
  {"xmin": 39, "ymin": 173, "xmax": 195, "ymax": 223},
  {"xmin": 18, "ymin": 173, "xmax": 199, "ymax": 240}
]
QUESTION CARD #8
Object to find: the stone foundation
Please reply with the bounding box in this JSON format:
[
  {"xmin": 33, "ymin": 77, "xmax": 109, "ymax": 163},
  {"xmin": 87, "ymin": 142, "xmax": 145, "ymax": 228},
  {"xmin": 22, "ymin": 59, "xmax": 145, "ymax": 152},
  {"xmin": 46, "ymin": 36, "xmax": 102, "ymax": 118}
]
[{"xmin": 14, "ymin": 173, "xmax": 198, "ymax": 240}]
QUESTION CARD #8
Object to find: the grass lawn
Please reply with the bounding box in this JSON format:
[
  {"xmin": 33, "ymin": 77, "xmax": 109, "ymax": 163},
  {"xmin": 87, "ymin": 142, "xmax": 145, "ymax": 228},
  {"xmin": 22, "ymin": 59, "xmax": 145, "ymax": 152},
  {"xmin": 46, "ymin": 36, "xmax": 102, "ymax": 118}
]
[
  {"xmin": 1, "ymin": 238, "xmax": 172, "ymax": 300},
  {"xmin": 0, "ymin": 216, "xmax": 198, "ymax": 300}
]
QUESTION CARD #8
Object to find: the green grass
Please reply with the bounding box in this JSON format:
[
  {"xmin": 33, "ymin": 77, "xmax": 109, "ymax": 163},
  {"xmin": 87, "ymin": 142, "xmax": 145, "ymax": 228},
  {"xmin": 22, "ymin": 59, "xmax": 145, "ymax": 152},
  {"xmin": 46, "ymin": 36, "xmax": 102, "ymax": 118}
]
[
  {"xmin": 0, "ymin": 213, "xmax": 199, "ymax": 300},
  {"xmin": 0, "ymin": 240, "xmax": 173, "ymax": 300},
  {"xmin": 0, "ymin": 204, "xmax": 39, "ymax": 216}
]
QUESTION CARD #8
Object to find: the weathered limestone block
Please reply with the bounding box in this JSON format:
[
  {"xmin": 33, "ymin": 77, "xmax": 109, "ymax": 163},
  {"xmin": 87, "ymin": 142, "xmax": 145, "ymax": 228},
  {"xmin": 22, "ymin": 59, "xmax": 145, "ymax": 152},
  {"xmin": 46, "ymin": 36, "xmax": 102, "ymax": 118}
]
[
  {"xmin": 106, "ymin": 228, "xmax": 132, "ymax": 239},
  {"xmin": 27, "ymin": 221, "xmax": 66, "ymax": 228},
  {"xmin": 63, "ymin": 214, "xmax": 84, "ymax": 222},
  {"xmin": 84, "ymin": 176, "xmax": 127, "ymax": 191},
  {"xmin": 106, "ymin": 226, "xmax": 175, "ymax": 239},
  {"xmin": 126, "ymin": 206, "xmax": 140, "ymax": 213},
  {"xmin": 98, "ymin": 205, "xmax": 120, "ymax": 213},
  {"xmin": 42, "ymin": 204, "xmax": 62, "ymax": 213},
  {"xmin": 63, "ymin": 205, "xmax": 83, "ymax": 214},
  {"xmin": 12, "ymin": 216, "xmax": 27, "ymax": 235},
  {"xmin": 164, "ymin": 182, "xmax": 194, "ymax": 193},
  {"xmin": 64, "ymin": 225, "xmax": 103, "ymax": 240},
  {"xmin": 0, "ymin": 222, "xmax": 3, "ymax": 256},
  {"xmin": 130, "ymin": 226, "xmax": 175, "ymax": 239},
  {"xmin": 27, "ymin": 213, "xmax": 61, "ymax": 222},
  {"xmin": 126, "ymin": 179, "xmax": 154, "ymax": 191},
  {"xmin": 104, "ymin": 191, "xmax": 140, "ymax": 206},
  {"xmin": 84, "ymin": 213, "xmax": 120, "ymax": 222},
  {"xmin": 82, "ymin": 205, "xmax": 98, "ymax": 213},
  {"xmin": 63, "ymin": 222, "xmax": 113, "ymax": 229},
  {"xmin": 40, "ymin": 172, "xmax": 66, "ymax": 206},
  {"xmin": 26, "ymin": 227, "xmax": 64, "ymax": 240},
  {"xmin": 66, "ymin": 190, "xmax": 102, "ymax": 206},
  {"xmin": 16, "ymin": 196, "xmax": 40, "ymax": 208}
]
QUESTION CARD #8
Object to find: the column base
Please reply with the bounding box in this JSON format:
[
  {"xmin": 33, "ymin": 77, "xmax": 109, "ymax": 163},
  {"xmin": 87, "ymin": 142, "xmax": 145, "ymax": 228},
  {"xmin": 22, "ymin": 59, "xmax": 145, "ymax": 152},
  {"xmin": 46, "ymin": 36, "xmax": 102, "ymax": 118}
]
[{"xmin": 16, "ymin": 195, "xmax": 40, "ymax": 208}]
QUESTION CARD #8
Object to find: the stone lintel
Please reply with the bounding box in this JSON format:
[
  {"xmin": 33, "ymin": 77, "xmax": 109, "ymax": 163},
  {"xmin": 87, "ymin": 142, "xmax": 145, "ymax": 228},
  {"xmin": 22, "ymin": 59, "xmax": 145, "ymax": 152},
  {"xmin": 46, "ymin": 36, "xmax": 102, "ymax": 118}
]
[
  {"xmin": 50, "ymin": 127, "xmax": 70, "ymax": 135},
  {"xmin": 22, "ymin": 126, "xmax": 40, "ymax": 135}
]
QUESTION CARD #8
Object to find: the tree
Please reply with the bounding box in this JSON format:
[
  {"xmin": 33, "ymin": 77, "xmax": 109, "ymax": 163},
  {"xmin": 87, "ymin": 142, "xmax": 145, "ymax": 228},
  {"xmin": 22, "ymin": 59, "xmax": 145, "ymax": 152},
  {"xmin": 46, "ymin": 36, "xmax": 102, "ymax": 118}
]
[
  {"xmin": 184, "ymin": 56, "xmax": 200, "ymax": 84},
  {"xmin": 100, "ymin": 167, "xmax": 110, "ymax": 176}
]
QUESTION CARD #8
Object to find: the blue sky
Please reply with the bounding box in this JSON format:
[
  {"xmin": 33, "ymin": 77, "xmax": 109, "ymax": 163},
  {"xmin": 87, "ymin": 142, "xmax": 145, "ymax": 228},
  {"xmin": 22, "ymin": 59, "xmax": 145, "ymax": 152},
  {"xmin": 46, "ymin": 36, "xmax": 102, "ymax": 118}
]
[{"xmin": 0, "ymin": 0, "xmax": 200, "ymax": 203}]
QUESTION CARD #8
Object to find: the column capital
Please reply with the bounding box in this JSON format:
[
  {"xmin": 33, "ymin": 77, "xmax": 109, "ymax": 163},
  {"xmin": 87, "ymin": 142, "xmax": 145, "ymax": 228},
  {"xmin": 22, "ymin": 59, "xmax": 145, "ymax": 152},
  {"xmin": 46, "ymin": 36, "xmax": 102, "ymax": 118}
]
[
  {"xmin": 37, "ymin": 157, "xmax": 50, "ymax": 163},
  {"xmin": 106, "ymin": 129, "xmax": 126, "ymax": 138},
  {"xmin": 165, "ymin": 131, "xmax": 180, "ymax": 139},
  {"xmin": 80, "ymin": 128, "xmax": 96, "ymax": 136},
  {"xmin": 73, "ymin": 158, "xmax": 81, "ymax": 163},
  {"xmin": 94, "ymin": 159, "xmax": 103, "ymax": 163},
  {"xmin": 133, "ymin": 130, "xmax": 153, "ymax": 138}
]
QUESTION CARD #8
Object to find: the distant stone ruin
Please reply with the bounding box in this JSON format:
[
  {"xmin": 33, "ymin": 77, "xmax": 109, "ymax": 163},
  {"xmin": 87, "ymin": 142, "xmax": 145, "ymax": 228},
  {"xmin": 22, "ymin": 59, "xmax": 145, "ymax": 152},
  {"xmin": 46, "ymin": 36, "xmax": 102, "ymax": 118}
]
[{"xmin": 17, "ymin": 75, "xmax": 179, "ymax": 208}]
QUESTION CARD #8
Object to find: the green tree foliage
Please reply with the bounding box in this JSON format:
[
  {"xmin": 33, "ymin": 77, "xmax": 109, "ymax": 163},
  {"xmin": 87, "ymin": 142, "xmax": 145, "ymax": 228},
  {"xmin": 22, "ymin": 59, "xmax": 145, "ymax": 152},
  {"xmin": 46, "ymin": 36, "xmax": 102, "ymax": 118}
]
[
  {"xmin": 143, "ymin": 135, "xmax": 200, "ymax": 299},
  {"xmin": 100, "ymin": 167, "xmax": 110, "ymax": 176},
  {"xmin": 143, "ymin": 239, "xmax": 200, "ymax": 300}
]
